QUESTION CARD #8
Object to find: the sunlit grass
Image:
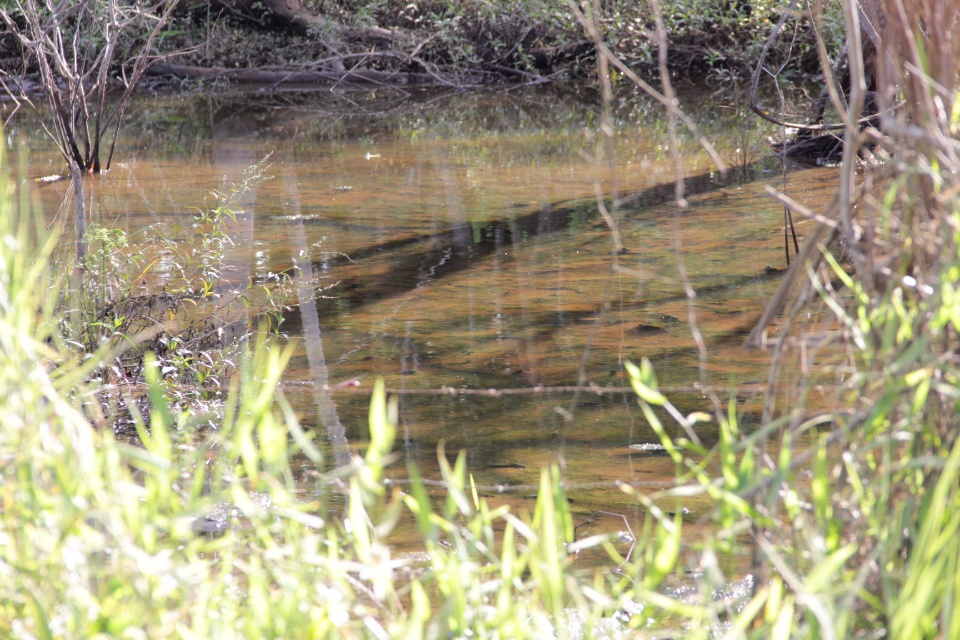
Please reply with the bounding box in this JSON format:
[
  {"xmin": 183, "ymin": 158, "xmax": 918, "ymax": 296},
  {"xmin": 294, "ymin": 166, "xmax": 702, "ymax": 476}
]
[
  {"xmin": 3, "ymin": 0, "xmax": 960, "ymax": 630},
  {"xmin": 0, "ymin": 141, "xmax": 700, "ymax": 638}
]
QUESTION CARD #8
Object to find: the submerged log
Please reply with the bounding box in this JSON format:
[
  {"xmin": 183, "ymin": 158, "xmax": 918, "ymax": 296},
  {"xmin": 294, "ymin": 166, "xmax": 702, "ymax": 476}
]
[
  {"xmin": 147, "ymin": 63, "xmax": 443, "ymax": 86},
  {"xmin": 773, "ymin": 133, "xmax": 844, "ymax": 163},
  {"xmin": 772, "ymin": 92, "xmax": 878, "ymax": 163}
]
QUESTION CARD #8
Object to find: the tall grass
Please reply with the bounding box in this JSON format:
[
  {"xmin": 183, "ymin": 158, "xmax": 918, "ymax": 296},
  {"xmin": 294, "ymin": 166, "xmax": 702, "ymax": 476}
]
[
  {"xmin": 0, "ymin": 141, "xmax": 709, "ymax": 638},
  {"xmin": 687, "ymin": 0, "xmax": 960, "ymax": 636},
  {"xmin": 3, "ymin": 0, "xmax": 960, "ymax": 636}
]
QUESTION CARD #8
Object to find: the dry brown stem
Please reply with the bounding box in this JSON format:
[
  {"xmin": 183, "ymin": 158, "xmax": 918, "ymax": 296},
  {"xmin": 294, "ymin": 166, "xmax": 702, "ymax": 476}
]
[{"xmin": 747, "ymin": 0, "xmax": 960, "ymax": 345}]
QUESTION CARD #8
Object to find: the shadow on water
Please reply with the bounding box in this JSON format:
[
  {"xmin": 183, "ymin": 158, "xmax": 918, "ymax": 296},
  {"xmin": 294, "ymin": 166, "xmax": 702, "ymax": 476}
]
[
  {"xmin": 285, "ymin": 163, "xmax": 768, "ymax": 314},
  {"xmin": 278, "ymin": 155, "xmax": 796, "ymax": 393}
]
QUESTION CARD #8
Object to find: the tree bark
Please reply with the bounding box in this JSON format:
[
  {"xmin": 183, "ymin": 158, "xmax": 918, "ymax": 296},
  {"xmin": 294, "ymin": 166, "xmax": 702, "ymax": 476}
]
[{"xmin": 71, "ymin": 167, "xmax": 86, "ymax": 260}]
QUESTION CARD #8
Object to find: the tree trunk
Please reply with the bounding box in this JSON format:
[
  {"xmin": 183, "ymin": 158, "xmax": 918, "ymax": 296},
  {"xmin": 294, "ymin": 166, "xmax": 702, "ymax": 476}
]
[
  {"xmin": 71, "ymin": 167, "xmax": 86, "ymax": 260},
  {"xmin": 148, "ymin": 63, "xmax": 440, "ymax": 86}
]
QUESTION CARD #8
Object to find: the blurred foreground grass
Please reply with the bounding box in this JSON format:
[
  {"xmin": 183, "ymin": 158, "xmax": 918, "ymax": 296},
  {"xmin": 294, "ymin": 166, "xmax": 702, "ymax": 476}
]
[{"xmin": 5, "ymin": 25, "xmax": 960, "ymax": 629}]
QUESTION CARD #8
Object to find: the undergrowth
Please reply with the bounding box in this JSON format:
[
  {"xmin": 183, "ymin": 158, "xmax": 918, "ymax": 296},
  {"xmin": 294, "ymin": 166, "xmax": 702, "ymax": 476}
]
[
  {"xmin": 151, "ymin": 0, "xmax": 841, "ymax": 83},
  {"xmin": 56, "ymin": 155, "xmax": 293, "ymax": 431},
  {"xmin": 2, "ymin": 0, "xmax": 960, "ymax": 636}
]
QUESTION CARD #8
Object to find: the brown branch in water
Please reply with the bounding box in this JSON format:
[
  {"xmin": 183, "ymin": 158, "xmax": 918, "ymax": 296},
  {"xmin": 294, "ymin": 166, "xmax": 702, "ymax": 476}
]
[
  {"xmin": 383, "ymin": 476, "xmax": 685, "ymax": 495},
  {"xmin": 744, "ymin": 197, "xmax": 840, "ymax": 349},
  {"xmin": 291, "ymin": 381, "xmax": 767, "ymax": 398},
  {"xmin": 96, "ymin": 380, "xmax": 770, "ymax": 399},
  {"xmin": 147, "ymin": 63, "xmax": 448, "ymax": 87}
]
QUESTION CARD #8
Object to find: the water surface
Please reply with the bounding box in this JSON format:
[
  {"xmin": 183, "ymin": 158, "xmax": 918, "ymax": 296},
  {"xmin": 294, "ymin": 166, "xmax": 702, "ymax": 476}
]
[{"xmin": 7, "ymin": 84, "xmax": 839, "ymax": 548}]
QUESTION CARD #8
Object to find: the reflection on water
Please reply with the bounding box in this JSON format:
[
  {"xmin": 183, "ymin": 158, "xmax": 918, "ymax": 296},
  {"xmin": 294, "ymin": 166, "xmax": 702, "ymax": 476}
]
[{"xmin": 9, "ymin": 85, "xmax": 838, "ymax": 541}]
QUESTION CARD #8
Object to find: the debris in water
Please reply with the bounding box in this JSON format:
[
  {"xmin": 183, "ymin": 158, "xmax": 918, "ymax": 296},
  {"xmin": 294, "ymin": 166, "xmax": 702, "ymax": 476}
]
[{"xmin": 628, "ymin": 443, "xmax": 667, "ymax": 452}]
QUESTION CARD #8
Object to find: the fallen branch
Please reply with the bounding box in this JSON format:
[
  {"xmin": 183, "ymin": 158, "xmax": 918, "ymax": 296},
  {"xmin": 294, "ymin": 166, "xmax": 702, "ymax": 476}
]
[
  {"xmin": 288, "ymin": 380, "xmax": 767, "ymax": 398},
  {"xmin": 147, "ymin": 63, "xmax": 448, "ymax": 86}
]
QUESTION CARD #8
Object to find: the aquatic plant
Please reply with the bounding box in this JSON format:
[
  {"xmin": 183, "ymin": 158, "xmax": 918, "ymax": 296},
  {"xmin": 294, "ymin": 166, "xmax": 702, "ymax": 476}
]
[
  {"xmin": 0, "ymin": 0, "xmax": 180, "ymax": 174},
  {"xmin": 1, "ymin": 0, "xmax": 183, "ymax": 259},
  {"xmin": 51, "ymin": 153, "xmax": 294, "ymax": 431}
]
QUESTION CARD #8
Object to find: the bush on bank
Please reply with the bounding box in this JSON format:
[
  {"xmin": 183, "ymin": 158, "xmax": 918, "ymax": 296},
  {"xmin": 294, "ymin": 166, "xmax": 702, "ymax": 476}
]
[
  {"xmin": 165, "ymin": 0, "xmax": 840, "ymax": 80},
  {"xmin": 0, "ymin": 0, "xmax": 842, "ymax": 83}
]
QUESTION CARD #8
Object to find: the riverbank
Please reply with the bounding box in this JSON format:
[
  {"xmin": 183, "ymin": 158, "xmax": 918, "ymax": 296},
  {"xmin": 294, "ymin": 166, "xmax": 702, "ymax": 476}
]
[{"xmin": 1, "ymin": 0, "xmax": 840, "ymax": 89}]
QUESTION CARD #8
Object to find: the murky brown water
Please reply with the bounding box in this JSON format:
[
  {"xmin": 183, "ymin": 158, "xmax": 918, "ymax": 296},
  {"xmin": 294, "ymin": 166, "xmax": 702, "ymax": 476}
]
[{"xmin": 6, "ymin": 84, "xmax": 839, "ymax": 550}]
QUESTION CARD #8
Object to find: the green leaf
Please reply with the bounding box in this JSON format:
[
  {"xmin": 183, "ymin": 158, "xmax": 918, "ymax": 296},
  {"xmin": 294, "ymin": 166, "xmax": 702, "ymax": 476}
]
[
  {"xmin": 626, "ymin": 358, "xmax": 666, "ymax": 406},
  {"xmin": 804, "ymin": 544, "xmax": 857, "ymax": 592}
]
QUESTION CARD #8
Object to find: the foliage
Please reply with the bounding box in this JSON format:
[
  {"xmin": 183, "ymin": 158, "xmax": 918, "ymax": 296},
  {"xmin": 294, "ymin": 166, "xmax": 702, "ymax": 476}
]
[
  {"xmin": 0, "ymin": 0, "xmax": 180, "ymax": 173},
  {"xmin": 57, "ymin": 154, "xmax": 293, "ymax": 430},
  {"xmin": 146, "ymin": 0, "xmax": 840, "ymax": 83},
  {"xmin": 312, "ymin": 0, "xmax": 580, "ymax": 73},
  {"xmin": 0, "ymin": 149, "xmax": 704, "ymax": 638},
  {"xmin": 595, "ymin": 0, "xmax": 846, "ymax": 81},
  {"xmin": 0, "ymin": 0, "xmax": 846, "ymax": 86}
]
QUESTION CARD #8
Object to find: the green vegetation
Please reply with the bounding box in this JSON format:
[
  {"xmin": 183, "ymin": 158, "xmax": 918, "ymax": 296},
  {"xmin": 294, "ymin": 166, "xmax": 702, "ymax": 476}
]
[
  {"xmin": 0, "ymin": 0, "xmax": 841, "ymax": 83},
  {"xmin": 0, "ymin": 148, "xmax": 712, "ymax": 637},
  {"xmin": 173, "ymin": 0, "xmax": 839, "ymax": 81},
  {"xmin": 2, "ymin": 1, "xmax": 960, "ymax": 639},
  {"xmin": 61, "ymin": 156, "xmax": 291, "ymax": 427}
]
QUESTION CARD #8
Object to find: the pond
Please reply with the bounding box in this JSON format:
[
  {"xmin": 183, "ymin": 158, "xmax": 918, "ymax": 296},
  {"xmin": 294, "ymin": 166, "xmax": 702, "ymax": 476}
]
[{"xmin": 7, "ymin": 82, "xmax": 839, "ymax": 558}]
